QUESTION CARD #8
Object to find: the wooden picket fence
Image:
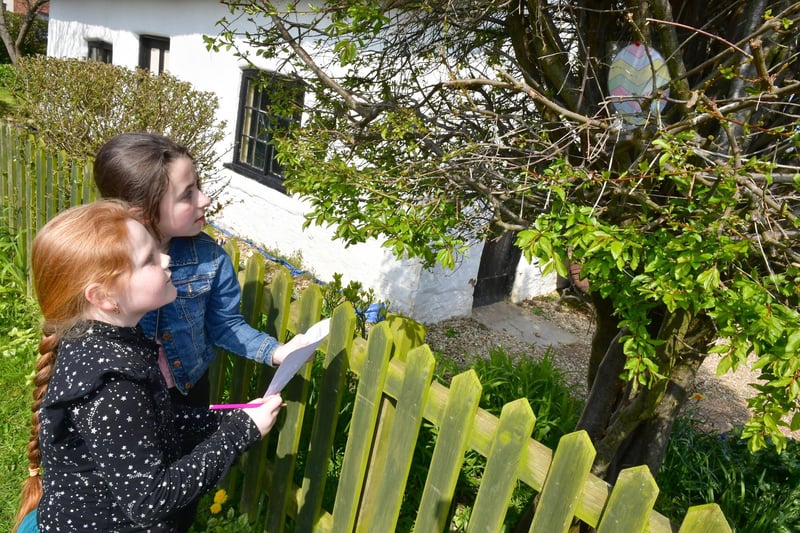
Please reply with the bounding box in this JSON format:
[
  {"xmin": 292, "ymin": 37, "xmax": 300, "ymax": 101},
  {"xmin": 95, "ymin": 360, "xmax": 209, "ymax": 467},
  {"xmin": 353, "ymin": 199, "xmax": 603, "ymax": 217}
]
[
  {"xmin": 212, "ymin": 244, "xmax": 731, "ymax": 532},
  {"xmin": 0, "ymin": 121, "xmax": 95, "ymax": 292},
  {"xmin": 2, "ymin": 119, "xmax": 731, "ymax": 531}
]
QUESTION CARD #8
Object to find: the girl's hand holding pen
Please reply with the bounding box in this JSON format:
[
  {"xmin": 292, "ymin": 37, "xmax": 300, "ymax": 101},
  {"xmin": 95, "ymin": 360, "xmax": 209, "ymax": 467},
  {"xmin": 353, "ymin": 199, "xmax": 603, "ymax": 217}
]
[{"xmin": 242, "ymin": 394, "xmax": 283, "ymax": 437}]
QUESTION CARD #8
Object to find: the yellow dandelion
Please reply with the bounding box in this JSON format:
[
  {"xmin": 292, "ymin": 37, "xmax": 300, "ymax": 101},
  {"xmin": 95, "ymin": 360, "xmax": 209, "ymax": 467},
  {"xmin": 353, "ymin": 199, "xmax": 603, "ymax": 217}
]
[
  {"xmin": 210, "ymin": 502, "xmax": 222, "ymax": 515},
  {"xmin": 692, "ymin": 393, "xmax": 705, "ymax": 400},
  {"xmin": 213, "ymin": 489, "xmax": 228, "ymax": 504}
]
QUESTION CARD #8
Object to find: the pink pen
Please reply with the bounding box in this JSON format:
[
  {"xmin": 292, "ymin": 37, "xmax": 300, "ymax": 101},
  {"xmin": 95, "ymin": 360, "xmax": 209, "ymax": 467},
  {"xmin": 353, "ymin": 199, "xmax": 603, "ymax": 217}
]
[
  {"xmin": 209, "ymin": 402, "xmax": 287, "ymax": 410},
  {"xmin": 209, "ymin": 402, "xmax": 263, "ymax": 410}
]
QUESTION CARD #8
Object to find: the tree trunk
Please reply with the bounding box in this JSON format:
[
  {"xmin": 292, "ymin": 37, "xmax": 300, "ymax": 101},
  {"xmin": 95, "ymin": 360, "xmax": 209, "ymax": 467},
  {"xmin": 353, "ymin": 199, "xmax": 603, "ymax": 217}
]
[
  {"xmin": 0, "ymin": 12, "xmax": 17, "ymax": 64},
  {"xmin": 587, "ymin": 292, "xmax": 619, "ymax": 389},
  {"xmin": 576, "ymin": 327, "xmax": 627, "ymax": 443},
  {"xmin": 600, "ymin": 358, "xmax": 698, "ymax": 482},
  {"xmin": 592, "ymin": 310, "xmax": 716, "ymax": 473},
  {"xmin": 0, "ymin": 0, "xmax": 49, "ymax": 65}
]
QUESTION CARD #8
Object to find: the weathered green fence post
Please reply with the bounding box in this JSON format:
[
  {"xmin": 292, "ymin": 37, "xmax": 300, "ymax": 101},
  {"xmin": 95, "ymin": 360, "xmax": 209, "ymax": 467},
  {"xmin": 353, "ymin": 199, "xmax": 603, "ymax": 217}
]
[
  {"xmin": 295, "ymin": 302, "xmax": 356, "ymax": 531},
  {"xmin": 329, "ymin": 320, "xmax": 393, "ymax": 531},
  {"xmin": 264, "ymin": 276, "xmax": 322, "ymax": 531}
]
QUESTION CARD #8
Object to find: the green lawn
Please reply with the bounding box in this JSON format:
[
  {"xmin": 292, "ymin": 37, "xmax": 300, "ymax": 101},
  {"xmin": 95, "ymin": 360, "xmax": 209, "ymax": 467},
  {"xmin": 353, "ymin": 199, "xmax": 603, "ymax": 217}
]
[{"xmin": 0, "ymin": 324, "xmax": 37, "ymax": 530}]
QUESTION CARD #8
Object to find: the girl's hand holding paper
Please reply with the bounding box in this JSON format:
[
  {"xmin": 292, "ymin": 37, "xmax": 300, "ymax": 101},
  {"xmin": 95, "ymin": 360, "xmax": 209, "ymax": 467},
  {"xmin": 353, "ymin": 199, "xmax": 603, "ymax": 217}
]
[
  {"xmin": 272, "ymin": 330, "xmax": 311, "ymax": 365},
  {"xmin": 208, "ymin": 318, "xmax": 331, "ymax": 410},
  {"xmin": 264, "ymin": 318, "xmax": 330, "ymax": 395}
]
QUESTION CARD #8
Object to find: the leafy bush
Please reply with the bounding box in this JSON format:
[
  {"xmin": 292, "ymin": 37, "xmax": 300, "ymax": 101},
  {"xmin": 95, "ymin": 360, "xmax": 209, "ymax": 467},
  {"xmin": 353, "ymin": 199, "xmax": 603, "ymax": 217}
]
[
  {"xmin": 190, "ymin": 489, "xmax": 257, "ymax": 533},
  {"xmin": 321, "ymin": 272, "xmax": 388, "ymax": 337},
  {"xmin": 466, "ymin": 347, "xmax": 584, "ymax": 449},
  {"xmin": 657, "ymin": 417, "xmax": 800, "ymax": 532},
  {"xmin": 0, "ymin": 63, "xmax": 16, "ymax": 88},
  {"xmin": 8, "ymin": 56, "xmax": 227, "ymax": 191}
]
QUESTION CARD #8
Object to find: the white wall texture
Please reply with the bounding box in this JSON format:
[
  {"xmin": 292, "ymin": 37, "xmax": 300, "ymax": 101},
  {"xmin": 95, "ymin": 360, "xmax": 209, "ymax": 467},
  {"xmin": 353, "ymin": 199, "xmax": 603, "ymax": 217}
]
[{"xmin": 46, "ymin": 0, "xmax": 554, "ymax": 323}]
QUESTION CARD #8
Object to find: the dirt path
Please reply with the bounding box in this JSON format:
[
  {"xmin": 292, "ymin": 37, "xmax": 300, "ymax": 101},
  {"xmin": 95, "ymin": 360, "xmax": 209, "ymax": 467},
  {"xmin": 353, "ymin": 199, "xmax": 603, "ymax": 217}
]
[{"xmin": 424, "ymin": 294, "xmax": 799, "ymax": 440}]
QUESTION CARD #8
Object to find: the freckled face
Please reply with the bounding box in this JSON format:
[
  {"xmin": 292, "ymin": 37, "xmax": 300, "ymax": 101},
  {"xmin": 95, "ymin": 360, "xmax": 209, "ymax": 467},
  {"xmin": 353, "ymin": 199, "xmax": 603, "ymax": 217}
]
[{"xmin": 156, "ymin": 156, "xmax": 211, "ymax": 246}]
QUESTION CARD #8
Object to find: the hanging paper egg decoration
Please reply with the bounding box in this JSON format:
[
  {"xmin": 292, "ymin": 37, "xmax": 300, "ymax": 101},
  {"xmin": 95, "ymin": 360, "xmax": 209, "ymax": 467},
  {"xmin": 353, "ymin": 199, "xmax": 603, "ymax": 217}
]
[{"xmin": 608, "ymin": 43, "xmax": 670, "ymax": 125}]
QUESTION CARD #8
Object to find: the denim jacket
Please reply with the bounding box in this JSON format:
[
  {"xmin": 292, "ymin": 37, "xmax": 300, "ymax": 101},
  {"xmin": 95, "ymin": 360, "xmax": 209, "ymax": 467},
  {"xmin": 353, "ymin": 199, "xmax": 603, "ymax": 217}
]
[{"xmin": 139, "ymin": 232, "xmax": 279, "ymax": 395}]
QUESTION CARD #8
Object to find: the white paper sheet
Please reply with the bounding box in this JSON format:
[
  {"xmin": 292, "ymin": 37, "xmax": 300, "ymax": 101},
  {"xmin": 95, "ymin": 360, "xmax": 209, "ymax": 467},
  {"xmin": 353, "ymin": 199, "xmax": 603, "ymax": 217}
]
[{"xmin": 265, "ymin": 318, "xmax": 331, "ymax": 395}]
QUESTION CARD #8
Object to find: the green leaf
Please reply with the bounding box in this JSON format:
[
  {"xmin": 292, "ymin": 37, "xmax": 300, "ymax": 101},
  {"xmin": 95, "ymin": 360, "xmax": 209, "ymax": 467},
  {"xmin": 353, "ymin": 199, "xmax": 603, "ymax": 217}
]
[
  {"xmin": 716, "ymin": 355, "xmax": 733, "ymax": 375},
  {"xmin": 791, "ymin": 411, "xmax": 800, "ymax": 431},
  {"xmin": 696, "ymin": 266, "xmax": 720, "ymax": 291},
  {"xmin": 785, "ymin": 330, "xmax": 800, "ymax": 353}
]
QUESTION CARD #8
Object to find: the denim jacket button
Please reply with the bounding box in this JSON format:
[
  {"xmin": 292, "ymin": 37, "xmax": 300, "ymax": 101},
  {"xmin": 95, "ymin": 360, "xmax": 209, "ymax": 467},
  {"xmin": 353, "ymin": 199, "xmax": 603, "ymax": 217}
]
[
  {"xmin": 184, "ymin": 382, "xmax": 192, "ymax": 390},
  {"xmin": 172, "ymin": 360, "xmax": 182, "ymax": 368},
  {"xmin": 162, "ymin": 332, "xmax": 173, "ymax": 341}
]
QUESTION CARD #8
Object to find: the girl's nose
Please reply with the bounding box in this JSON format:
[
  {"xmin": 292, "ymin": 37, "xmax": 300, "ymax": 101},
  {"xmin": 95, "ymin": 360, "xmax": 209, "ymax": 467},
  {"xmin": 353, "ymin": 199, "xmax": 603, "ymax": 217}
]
[{"xmin": 198, "ymin": 190, "xmax": 211, "ymax": 208}]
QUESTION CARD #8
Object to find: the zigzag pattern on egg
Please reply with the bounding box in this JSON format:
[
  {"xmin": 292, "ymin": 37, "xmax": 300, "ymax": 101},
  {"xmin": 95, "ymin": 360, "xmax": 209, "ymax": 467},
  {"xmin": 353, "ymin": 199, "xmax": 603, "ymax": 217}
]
[{"xmin": 608, "ymin": 43, "xmax": 670, "ymax": 125}]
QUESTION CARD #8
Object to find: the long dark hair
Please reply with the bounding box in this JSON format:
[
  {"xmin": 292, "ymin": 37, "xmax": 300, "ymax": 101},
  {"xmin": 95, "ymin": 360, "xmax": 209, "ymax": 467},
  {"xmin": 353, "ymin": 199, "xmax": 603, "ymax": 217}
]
[{"xmin": 93, "ymin": 132, "xmax": 193, "ymax": 242}]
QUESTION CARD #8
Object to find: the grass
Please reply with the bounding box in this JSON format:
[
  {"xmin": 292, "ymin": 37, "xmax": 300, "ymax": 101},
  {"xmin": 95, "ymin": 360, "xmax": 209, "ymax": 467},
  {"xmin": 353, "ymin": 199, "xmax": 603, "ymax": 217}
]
[
  {"xmin": 0, "ymin": 221, "xmax": 40, "ymax": 530},
  {"xmin": 656, "ymin": 415, "xmax": 800, "ymax": 532},
  {"xmin": 0, "ymin": 332, "xmax": 36, "ymax": 530}
]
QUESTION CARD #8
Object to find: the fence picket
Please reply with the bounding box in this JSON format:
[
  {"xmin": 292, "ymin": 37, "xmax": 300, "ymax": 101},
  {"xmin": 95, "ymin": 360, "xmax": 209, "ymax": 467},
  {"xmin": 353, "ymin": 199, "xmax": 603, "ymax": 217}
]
[
  {"xmin": 266, "ymin": 282, "xmax": 322, "ymax": 532},
  {"xmin": 597, "ymin": 465, "xmax": 659, "ymax": 533},
  {"xmin": 415, "ymin": 369, "xmax": 482, "ymax": 532},
  {"xmin": 469, "ymin": 398, "xmax": 536, "ymax": 533},
  {"xmin": 385, "ymin": 312, "xmax": 427, "ymax": 360},
  {"xmin": 35, "ymin": 151, "xmax": 46, "ymax": 240},
  {"xmin": 679, "ymin": 503, "xmax": 732, "ymax": 532},
  {"xmin": 295, "ymin": 303, "xmax": 356, "ymax": 531},
  {"xmin": 227, "ymin": 253, "xmax": 265, "ymax": 411},
  {"xmin": 530, "ymin": 430, "xmax": 596, "ymax": 532},
  {"xmin": 0, "ymin": 123, "xmax": 9, "ymax": 214},
  {"xmin": 46, "ymin": 152, "xmax": 59, "ymax": 223},
  {"xmin": 331, "ymin": 321, "xmax": 393, "ymax": 532},
  {"xmin": 237, "ymin": 257, "xmax": 281, "ymax": 521},
  {"xmin": 22, "ymin": 138, "xmax": 33, "ymax": 278},
  {"xmin": 360, "ymin": 345, "xmax": 436, "ymax": 532}
]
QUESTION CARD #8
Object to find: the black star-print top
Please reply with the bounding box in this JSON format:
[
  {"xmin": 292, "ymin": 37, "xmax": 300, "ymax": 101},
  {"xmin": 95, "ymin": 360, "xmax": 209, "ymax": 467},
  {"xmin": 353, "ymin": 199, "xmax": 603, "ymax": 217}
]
[{"xmin": 37, "ymin": 321, "xmax": 261, "ymax": 532}]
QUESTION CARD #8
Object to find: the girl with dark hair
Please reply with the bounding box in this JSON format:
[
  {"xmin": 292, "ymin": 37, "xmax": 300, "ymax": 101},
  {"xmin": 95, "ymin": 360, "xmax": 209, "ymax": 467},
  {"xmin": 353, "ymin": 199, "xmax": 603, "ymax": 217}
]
[{"xmin": 93, "ymin": 133, "xmax": 304, "ymax": 410}]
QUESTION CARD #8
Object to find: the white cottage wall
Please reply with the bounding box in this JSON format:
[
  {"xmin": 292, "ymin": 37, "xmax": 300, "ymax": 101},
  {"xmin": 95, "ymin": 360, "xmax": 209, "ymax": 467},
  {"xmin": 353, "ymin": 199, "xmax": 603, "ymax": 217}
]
[
  {"xmin": 46, "ymin": 0, "xmax": 553, "ymax": 323},
  {"xmin": 511, "ymin": 257, "xmax": 558, "ymax": 304}
]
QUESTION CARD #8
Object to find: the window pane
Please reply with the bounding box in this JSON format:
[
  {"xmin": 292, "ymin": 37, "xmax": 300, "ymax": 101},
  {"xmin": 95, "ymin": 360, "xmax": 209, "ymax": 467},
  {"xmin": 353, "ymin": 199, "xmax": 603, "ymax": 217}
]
[
  {"xmin": 253, "ymin": 139, "xmax": 267, "ymax": 169},
  {"xmin": 139, "ymin": 36, "xmax": 169, "ymax": 74},
  {"xmin": 239, "ymin": 82, "xmax": 254, "ymax": 163},
  {"xmin": 88, "ymin": 41, "xmax": 112, "ymax": 63},
  {"xmin": 149, "ymin": 48, "xmax": 161, "ymax": 74},
  {"xmin": 234, "ymin": 70, "xmax": 303, "ymax": 188}
]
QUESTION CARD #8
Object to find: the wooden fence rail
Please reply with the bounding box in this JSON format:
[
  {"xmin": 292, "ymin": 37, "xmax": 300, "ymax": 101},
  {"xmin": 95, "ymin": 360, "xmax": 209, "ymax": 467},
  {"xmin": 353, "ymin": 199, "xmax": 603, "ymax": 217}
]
[
  {"xmin": 217, "ymin": 252, "xmax": 731, "ymax": 532},
  {"xmin": 2, "ymin": 119, "xmax": 731, "ymax": 532}
]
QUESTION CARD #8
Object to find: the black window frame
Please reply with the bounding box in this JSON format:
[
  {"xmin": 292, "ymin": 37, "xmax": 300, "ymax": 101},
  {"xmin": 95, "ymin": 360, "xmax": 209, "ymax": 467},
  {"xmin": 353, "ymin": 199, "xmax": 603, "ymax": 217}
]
[
  {"xmin": 228, "ymin": 69, "xmax": 304, "ymax": 192},
  {"xmin": 87, "ymin": 39, "xmax": 112, "ymax": 63},
  {"xmin": 138, "ymin": 35, "xmax": 170, "ymax": 74}
]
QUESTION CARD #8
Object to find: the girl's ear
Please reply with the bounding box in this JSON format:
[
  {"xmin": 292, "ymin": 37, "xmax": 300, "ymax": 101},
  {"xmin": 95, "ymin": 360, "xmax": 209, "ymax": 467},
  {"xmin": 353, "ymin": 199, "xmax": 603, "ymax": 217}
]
[{"xmin": 84, "ymin": 283, "xmax": 118, "ymax": 314}]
